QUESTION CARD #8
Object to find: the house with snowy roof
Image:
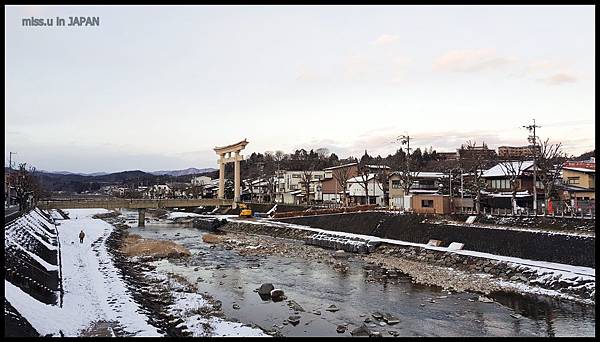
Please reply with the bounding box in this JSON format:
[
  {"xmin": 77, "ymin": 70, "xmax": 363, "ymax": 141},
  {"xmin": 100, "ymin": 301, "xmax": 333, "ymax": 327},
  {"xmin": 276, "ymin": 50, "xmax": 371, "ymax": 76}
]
[{"xmin": 561, "ymin": 161, "xmax": 595, "ymax": 208}]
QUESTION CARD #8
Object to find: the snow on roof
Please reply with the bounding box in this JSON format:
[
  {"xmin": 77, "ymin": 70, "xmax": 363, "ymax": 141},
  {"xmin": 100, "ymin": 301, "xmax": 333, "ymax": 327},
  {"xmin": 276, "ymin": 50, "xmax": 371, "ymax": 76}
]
[
  {"xmin": 348, "ymin": 173, "xmax": 377, "ymax": 183},
  {"xmin": 323, "ymin": 162, "xmax": 358, "ymax": 171},
  {"xmin": 391, "ymin": 171, "xmax": 447, "ymax": 178},
  {"xmin": 366, "ymin": 164, "xmax": 391, "ymax": 169},
  {"xmin": 482, "ymin": 161, "xmax": 534, "ymax": 178},
  {"xmin": 563, "ymin": 167, "xmax": 595, "ymax": 173},
  {"xmin": 487, "ymin": 191, "xmax": 531, "ymax": 198},
  {"xmin": 408, "ymin": 189, "xmax": 440, "ymax": 194}
]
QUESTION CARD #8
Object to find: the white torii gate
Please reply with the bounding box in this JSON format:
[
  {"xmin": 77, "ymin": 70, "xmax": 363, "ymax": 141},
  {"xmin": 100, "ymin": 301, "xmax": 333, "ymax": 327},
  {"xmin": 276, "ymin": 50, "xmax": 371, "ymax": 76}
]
[{"xmin": 214, "ymin": 139, "xmax": 249, "ymax": 203}]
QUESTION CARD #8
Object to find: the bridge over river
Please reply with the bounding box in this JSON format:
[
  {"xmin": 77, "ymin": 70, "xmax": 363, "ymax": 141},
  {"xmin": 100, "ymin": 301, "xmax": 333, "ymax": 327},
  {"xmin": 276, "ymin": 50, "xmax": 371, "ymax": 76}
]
[{"xmin": 38, "ymin": 198, "xmax": 234, "ymax": 226}]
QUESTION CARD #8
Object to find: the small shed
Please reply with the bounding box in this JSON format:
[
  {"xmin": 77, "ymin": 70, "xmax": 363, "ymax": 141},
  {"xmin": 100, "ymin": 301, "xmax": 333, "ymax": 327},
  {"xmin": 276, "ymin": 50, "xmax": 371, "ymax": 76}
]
[{"xmin": 411, "ymin": 194, "xmax": 451, "ymax": 214}]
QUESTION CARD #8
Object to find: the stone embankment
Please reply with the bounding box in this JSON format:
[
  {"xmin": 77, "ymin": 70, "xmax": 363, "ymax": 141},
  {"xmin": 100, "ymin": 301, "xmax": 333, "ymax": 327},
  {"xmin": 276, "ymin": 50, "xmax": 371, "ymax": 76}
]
[
  {"xmin": 306, "ymin": 232, "xmax": 380, "ymax": 253},
  {"xmin": 276, "ymin": 212, "xmax": 596, "ymax": 267},
  {"xmin": 221, "ymin": 220, "xmax": 595, "ymax": 304},
  {"xmin": 371, "ymin": 244, "xmax": 595, "ymax": 302}
]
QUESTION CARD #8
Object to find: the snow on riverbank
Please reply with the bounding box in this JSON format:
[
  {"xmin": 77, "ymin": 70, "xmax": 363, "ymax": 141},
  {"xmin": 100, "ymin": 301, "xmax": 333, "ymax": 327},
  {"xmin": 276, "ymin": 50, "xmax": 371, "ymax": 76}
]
[
  {"xmin": 167, "ymin": 212, "xmax": 203, "ymax": 219},
  {"xmin": 5, "ymin": 208, "xmax": 161, "ymax": 336},
  {"xmin": 227, "ymin": 217, "xmax": 595, "ymax": 302},
  {"xmin": 242, "ymin": 217, "xmax": 595, "ymax": 277},
  {"xmin": 147, "ymin": 260, "xmax": 268, "ymax": 337}
]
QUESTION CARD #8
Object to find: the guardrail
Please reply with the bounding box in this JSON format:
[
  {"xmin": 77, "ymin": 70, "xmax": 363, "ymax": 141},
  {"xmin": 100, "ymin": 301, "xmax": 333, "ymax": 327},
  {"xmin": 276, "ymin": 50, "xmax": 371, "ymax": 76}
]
[
  {"xmin": 457, "ymin": 206, "xmax": 595, "ymax": 219},
  {"xmin": 37, "ymin": 198, "xmax": 234, "ymax": 210}
]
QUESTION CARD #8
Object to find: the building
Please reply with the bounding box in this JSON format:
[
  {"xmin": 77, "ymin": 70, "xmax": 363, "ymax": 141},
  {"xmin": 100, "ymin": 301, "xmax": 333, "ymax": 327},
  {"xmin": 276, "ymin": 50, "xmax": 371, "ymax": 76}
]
[
  {"xmin": 245, "ymin": 178, "xmax": 274, "ymax": 203},
  {"xmin": 498, "ymin": 145, "xmax": 541, "ymax": 159},
  {"xmin": 320, "ymin": 163, "xmax": 359, "ymax": 203},
  {"xmin": 149, "ymin": 184, "xmax": 171, "ymax": 199},
  {"xmin": 481, "ymin": 161, "xmax": 542, "ymax": 192},
  {"xmin": 561, "ymin": 164, "xmax": 595, "ymax": 209},
  {"xmin": 346, "ymin": 173, "xmax": 385, "ymax": 206},
  {"xmin": 275, "ymin": 170, "xmax": 326, "ymax": 204},
  {"xmin": 436, "ymin": 152, "xmax": 459, "ymax": 161},
  {"xmin": 480, "ymin": 161, "xmax": 545, "ymax": 209},
  {"xmin": 457, "ymin": 142, "xmax": 497, "ymax": 161},
  {"xmin": 191, "ymin": 176, "xmax": 212, "ymax": 186},
  {"xmin": 388, "ymin": 171, "xmax": 448, "ymax": 208},
  {"xmin": 410, "ymin": 194, "xmax": 452, "ymax": 214}
]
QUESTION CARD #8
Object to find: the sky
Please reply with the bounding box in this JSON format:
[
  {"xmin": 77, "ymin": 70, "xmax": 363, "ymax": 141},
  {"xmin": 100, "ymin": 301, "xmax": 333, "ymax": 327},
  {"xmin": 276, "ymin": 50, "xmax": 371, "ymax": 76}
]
[{"xmin": 5, "ymin": 5, "xmax": 595, "ymax": 173}]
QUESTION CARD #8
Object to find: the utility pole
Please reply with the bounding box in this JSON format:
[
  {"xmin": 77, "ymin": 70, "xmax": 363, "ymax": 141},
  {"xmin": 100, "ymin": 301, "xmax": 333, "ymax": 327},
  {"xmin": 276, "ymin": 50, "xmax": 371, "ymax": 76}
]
[
  {"xmin": 7, "ymin": 152, "xmax": 16, "ymax": 207},
  {"xmin": 523, "ymin": 119, "xmax": 541, "ymax": 214}
]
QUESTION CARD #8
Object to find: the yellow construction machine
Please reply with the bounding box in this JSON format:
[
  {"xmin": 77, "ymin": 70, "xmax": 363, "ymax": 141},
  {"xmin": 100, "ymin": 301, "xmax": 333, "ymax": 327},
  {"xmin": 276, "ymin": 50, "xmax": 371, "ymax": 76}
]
[{"xmin": 239, "ymin": 203, "xmax": 253, "ymax": 218}]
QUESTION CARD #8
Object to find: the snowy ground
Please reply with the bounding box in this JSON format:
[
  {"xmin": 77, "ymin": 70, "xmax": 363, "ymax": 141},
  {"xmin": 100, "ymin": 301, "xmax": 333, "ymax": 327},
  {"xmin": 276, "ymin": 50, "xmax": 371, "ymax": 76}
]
[
  {"xmin": 5, "ymin": 208, "xmax": 161, "ymax": 336},
  {"xmin": 167, "ymin": 212, "xmax": 203, "ymax": 219},
  {"xmin": 145, "ymin": 268, "xmax": 267, "ymax": 337},
  {"xmin": 5, "ymin": 208, "xmax": 268, "ymax": 337}
]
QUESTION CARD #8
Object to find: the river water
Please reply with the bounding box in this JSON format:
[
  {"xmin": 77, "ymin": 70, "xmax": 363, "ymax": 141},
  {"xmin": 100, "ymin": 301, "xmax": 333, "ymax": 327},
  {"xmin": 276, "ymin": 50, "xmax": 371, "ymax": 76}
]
[{"xmin": 126, "ymin": 219, "xmax": 595, "ymax": 337}]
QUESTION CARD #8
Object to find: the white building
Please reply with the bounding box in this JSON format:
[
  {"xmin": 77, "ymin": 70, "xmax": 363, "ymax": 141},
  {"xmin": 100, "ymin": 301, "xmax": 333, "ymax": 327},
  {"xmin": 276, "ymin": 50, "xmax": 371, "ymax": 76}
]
[
  {"xmin": 275, "ymin": 170, "xmax": 326, "ymax": 204},
  {"xmin": 347, "ymin": 173, "xmax": 385, "ymax": 206},
  {"xmin": 191, "ymin": 176, "xmax": 212, "ymax": 186}
]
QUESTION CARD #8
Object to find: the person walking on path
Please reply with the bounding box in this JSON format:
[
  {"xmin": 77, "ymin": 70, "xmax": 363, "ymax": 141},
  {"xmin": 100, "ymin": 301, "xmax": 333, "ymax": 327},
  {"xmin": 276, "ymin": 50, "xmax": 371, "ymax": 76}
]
[{"xmin": 79, "ymin": 230, "xmax": 85, "ymax": 244}]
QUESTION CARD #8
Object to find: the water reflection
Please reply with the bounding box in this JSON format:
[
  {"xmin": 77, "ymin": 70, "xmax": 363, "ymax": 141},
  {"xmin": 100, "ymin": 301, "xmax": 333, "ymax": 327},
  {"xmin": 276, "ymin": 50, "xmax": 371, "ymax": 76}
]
[{"xmin": 126, "ymin": 220, "xmax": 595, "ymax": 337}]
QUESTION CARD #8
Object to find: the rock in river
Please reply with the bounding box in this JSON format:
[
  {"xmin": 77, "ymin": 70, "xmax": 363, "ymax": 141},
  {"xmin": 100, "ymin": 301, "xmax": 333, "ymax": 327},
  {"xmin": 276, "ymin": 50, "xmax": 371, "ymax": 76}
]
[
  {"xmin": 326, "ymin": 304, "xmax": 339, "ymax": 312},
  {"xmin": 478, "ymin": 296, "xmax": 494, "ymax": 303},
  {"xmin": 271, "ymin": 289, "xmax": 285, "ymax": 299},
  {"xmin": 383, "ymin": 313, "xmax": 400, "ymax": 325},
  {"xmin": 336, "ymin": 325, "xmax": 347, "ymax": 333},
  {"xmin": 288, "ymin": 315, "xmax": 301, "ymax": 325},
  {"xmin": 288, "ymin": 300, "xmax": 305, "ymax": 312},
  {"xmin": 351, "ymin": 324, "xmax": 372, "ymax": 337},
  {"xmin": 258, "ymin": 283, "xmax": 275, "ymax": 296},
  {"xmin": 371, "ymin": 311, "xmax": 383, "ymax": 320}
]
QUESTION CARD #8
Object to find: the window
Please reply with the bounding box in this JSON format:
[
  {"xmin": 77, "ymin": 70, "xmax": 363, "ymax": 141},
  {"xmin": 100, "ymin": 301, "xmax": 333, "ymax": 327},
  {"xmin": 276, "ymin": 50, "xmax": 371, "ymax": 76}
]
[
  {"xmin": 292, "ymin": 174, "xmax": 301, "ymax": 178},
  {"xmin": 491, "ymin": 179, "xmax": 511, "ymax": 189},
  {"xmin": 567, "ymin": 177, "xmax": 580, "ymax": 185},
  {"xmin": 422, "ymin": 199, "xmax": 434, "ymax": 208},
  {"xmin": 392, "ymin": 180, "xmax": 401, "ymax": 189}
]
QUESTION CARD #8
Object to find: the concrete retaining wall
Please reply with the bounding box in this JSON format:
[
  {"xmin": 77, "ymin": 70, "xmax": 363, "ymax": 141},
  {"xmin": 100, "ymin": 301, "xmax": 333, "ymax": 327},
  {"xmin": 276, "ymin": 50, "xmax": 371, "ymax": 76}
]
[{"xmin": 276, "ymin": 212, "xmax": 595, "ymax": 268}]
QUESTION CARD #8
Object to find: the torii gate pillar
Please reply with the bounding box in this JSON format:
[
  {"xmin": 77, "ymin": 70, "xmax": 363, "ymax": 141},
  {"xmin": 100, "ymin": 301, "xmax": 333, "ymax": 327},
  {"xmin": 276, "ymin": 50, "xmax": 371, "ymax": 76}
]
[{"xmin": 214, "ymin": 139, "xmax": 249, "ymax": 203}]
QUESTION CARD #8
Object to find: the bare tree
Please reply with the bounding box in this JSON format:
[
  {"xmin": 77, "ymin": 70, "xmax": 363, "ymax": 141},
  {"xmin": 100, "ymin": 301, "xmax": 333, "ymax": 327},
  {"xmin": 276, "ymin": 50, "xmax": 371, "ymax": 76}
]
[
  {"xmin": 498, "ymin": 158, "xmax": 527, "ymax": 214},
  {"xmin": 458, "ymin": 140, "xmax": 494, "ymax": 214},
  {"xmin": 262, "ymin": 152, "xmax": 277, "ymax": 203},
  {"xmin": 332, "ymin": 164, "xmax": 355, "ymax": 206},
  {"xmin": 356, "ymin": 160, "xmax": 373, "ymax": 205},
  {"xmin": 299, "ymin": 154, "xmax": 317, "ymax": 204},
  {"xmin": 14, "ymin": 163, "xmax": 41, "ymax": 211},
  {"xmin": 535, "ymin": 138, "xmax": 567, "ymax": 212},
  {"xmin": 316, "ymin": 147, "xmax": 330, "ymax": 159}
]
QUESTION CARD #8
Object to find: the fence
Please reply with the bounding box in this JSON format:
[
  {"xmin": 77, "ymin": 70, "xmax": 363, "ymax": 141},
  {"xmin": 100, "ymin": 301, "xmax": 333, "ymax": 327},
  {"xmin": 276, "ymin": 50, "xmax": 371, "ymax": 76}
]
[{"xmin": 457, "ymin": 204, "xmax": 595, "ymax": 219}]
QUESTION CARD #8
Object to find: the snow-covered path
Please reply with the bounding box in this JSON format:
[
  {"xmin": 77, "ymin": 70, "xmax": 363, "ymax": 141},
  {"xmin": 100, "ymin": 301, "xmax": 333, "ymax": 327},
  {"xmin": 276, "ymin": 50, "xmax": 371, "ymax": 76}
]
[{"xmin": 5, "ymin": 209, "xmax": 161, "ymax": 336}]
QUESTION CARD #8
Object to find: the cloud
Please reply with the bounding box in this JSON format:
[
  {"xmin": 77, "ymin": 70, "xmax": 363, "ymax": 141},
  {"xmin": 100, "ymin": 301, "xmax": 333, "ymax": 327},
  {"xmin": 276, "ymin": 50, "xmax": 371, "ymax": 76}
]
[
  {"xmin": 537, "ymin": 72, "xmax": 578, "ymax": 85},
  {"xmin": 433, "ymin": 48, "xmax": 517, "ymax": 72},
  {"xmin": 527, "ymin": 60, "xmax": 563, "ymax": 73},
  {"xmin": 373, "ymin": 34, "xmax": 399, "ymax": 46}
]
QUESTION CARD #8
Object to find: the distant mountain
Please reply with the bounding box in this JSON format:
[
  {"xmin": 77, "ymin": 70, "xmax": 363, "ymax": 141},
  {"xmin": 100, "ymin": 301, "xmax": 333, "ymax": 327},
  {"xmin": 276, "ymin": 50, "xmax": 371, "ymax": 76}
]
[
  {"xmin": 149, "ymin": 167, "xmax": 217, "ymax": 177},
  {"xmin": 87, "ymin": 172, "xmax": 109, "ymax": 176},
  {"xmin": 38, "ymin": 170, "xmax": 109, "ymax": 176}
]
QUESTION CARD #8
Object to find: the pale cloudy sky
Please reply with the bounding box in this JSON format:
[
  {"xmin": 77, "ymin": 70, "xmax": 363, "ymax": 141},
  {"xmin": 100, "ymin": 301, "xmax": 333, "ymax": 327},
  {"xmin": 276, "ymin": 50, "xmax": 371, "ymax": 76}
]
[{"xmin": 5, "ymin": 5, "xmax": 595, "ymax": 173}]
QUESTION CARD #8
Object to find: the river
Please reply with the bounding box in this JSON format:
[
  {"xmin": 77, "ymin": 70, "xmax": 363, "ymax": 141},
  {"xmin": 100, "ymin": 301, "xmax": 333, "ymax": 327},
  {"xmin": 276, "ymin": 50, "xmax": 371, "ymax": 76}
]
[{"xmin": 125, "ymin": 218, "xmax": 595, "ymax": 337}]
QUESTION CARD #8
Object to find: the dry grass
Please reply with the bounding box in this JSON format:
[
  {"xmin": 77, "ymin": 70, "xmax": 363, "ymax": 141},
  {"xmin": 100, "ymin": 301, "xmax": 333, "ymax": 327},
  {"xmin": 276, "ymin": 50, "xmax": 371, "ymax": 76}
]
[
  {"xmin": 121, "ymin": 234, "xmax": 190, "ymax": 258},
  {"xmin": 201, "ymin": 234, "xmax": 225, "ymax": 244}
]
